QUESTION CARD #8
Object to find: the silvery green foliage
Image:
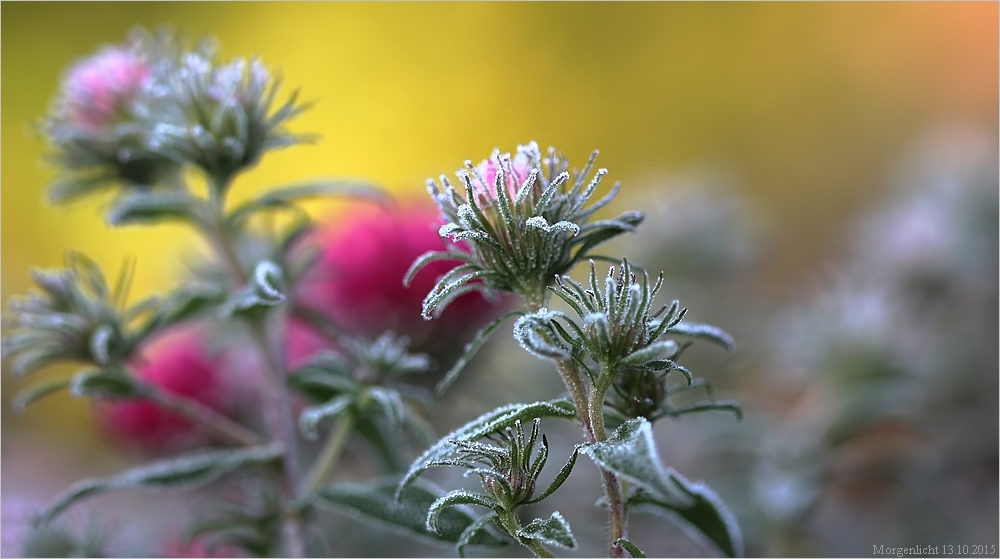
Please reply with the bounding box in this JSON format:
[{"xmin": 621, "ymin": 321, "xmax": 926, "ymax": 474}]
[
  {"xmin": 406, "ymin": 142, "xmax": 644, "ymax": 315},
  {"xmin": 425, "ymin": 419, "xmax": 578, "ymax": 513},
  {"xmin": 309, "ymin": 476, "xmax": 507, "ymax": 550},
  {"xmin": 397, "ymin": 398, "xmax": 576, "ymax": 499},
  {"xmin": 515, "ymin": 512, "xmax": 577, "ymax": 550},
  {"xmin": 423, "ymin": 420, "xmax": 580, "ymax": 556},
  {"xmin": 42, "ymin": 29, "xmax": 182, "ymax": 202},
  {"xmin": 289, "ymin": 332, "xmax": 433, "ymax": 443},
  {"xmin": 3, "ymin": 253, "xmax": 154, "ymax": 380},
  {"xmin": 37, "ymin": 444, "xmax": 284, "ymax": 524},
  {"xmin": 514, "ymin": 259, "xmax": 737, "ymax": 423},
  {"xmin": 582, "ymin": 418, "xmax": 744, "ymax": 558},
  {"xmin": 146, "ymin": 35, "xmax": 313, "ymax": 186}
]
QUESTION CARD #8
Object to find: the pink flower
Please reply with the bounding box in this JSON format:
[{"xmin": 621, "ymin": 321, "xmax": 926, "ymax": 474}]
[
  {"xmin": 287, "ymin": 201, "xmax": 511, "ymax": 369},
  {"xmin": 62, "ymin": 47, "xmax": 150, "ymax": 129},
  {"xmin": 470, "ymin": 150, "xmax": 534, "ymax": 205},
  {"xmin": 95, "ymin": 326, "xmax": 233, "ymax": 452}
]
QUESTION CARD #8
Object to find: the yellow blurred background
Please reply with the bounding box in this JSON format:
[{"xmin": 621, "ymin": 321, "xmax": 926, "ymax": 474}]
[{"xmin": 1, "ymin": 3, "xmax": 996, "ymax": 551}]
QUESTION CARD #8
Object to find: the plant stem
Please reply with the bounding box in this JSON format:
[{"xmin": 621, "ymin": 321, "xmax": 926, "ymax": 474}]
[
  {"xmin": 206, "ymin": 175, "xmax": 306, "ymax": 558},
  {"xmin": 591, "ymin": 369, "xmax": 627, "ymax": 558},
  {"xmin": 138, "ymin": 382, "xmax": 263, "ymax": 447},
  {"xmin": 299, "ymin": 392, "xmax": 369, "ymax": 495}
]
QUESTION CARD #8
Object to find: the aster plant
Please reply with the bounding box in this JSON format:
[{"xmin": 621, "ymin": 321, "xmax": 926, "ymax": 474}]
[{"xmin": 4, "ymin": 27, "xmax": 743, "ymax": 558}]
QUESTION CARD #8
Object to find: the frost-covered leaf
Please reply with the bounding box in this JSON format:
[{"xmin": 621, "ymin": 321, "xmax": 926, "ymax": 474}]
[
  {"xmin": 69, "ymin": 367, "xmax": 138, "ymax": 399},
  {"xmin": 226, "ymin": 180, "xmax": 385, "ymax": 230},
  {"xmin": 37, "ymin": 444, "xmax": 283, "ymax": 524},
  {"xmin": 132, "ymin": 284, "xmax": 225, "ymax": 348},
  {"xmin": 309, "ymin": 476, "xmax": 506, "ymax": 548},
  {"xmin": 666, "ymin": 322, "xmax": 736, "ymax": 352},
  {"xmin": 368, "ymin": 387, "xmax": 405, "ymax": 431},
  {"xmin": 106, "ymin": 191, "xmax": 198, "ymax": 227},
  {"xmin": 526, "ymin": 446, "xmax": 580, "ymax": 505},
  {"xmin": 629, "ymin": 476, "xmax": 744, "ymax": 558},
  {"xmin": 580, "ymin": 418, "xmax": 692, "ymax": 508},
  {"xmin": 516, "ymin": 511, "xmax": 576, "ymax": 549},
  {"xmin": 397, "ymin": 398, "xmax": 575, "ymax": 499},
  {"xmin": 219, "ymin": 261, "xmax": 286, "ymax": 316},
  {"xmin": 299, "ymin": 394, "xmax": 354, "ymax": 440},
  {"xmin": 13, "ymin": 378, "xmax": 72, "ymax": 412},
  {"xmin": 614, "ymin": 538, "xmax": 647, "ymax": 558},
  {"xmin": 427, "ymin": 490, "xmax": 497, "ymax": 533},
  {"xmin": 435, "ymin": 310, "xmax": 523, "ymax": 395}
]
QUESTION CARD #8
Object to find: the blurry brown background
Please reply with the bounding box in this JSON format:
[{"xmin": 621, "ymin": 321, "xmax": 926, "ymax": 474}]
[{"xmin": 2, "ymin": 2, "xmax": 996, "ymax": 557}]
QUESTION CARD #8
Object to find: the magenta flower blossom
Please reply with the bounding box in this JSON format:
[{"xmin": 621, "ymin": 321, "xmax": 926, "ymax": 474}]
[
  {"xmin": 95, "ymin": 326, "xmax": 233, "ymax": 452},
  {"xmin": 61, "ymin": 47, "xmax": 151, "ymax": 129},
  {"xmin": 287, "ymin": 201, "xmax": 510, "ymax": 369}
]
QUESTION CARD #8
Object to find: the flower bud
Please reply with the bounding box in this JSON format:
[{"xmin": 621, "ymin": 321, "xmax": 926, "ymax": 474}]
[{"xmin": 62, "ymin": 48, "xmax": 151, "ymax": 129}]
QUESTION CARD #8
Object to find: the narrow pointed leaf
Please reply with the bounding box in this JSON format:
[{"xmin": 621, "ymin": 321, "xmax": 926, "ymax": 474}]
[
  {"xmin": 397, "ymin": 398, "xmax": 575, "ymax": 499},
  {"xmin": 37, "ymin": 444, "xmax": 283, "ymax": 524},
  {"xmin": 309, "ymin": 476, "xmax": 506, "ymax": 547},
  {"xmin": 516, "ymin": 511, "xmax": 576, "ymax": 549},
  {"xmin": 435, "ymin": 310, "xmax": 523, "ymax": 396},
  {"xmin": 106, "ymin": 191, "xmax": 198, "ymax": 227},
  {"xmin": 526, "ymin": 446, "xmax": 580, "ymax": 504},
  {"xmin": 666, "ymin": 322, "xmax": 736, "ymax": 352},
  {"xmin": 614, "ymin": 538, "xmax": 647, "ymax": 558},
  {"xmin": 13, "ymin": 378, "xmax": 72, "ymax": 412},
  {"xmin": 299, "ymin": 394, "xmax": 354, "ymax": 440}
]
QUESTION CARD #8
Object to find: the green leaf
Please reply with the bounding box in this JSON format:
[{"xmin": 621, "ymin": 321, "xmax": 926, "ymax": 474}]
[
  {"xmin": 309, "ymin": 476, "xmax": 506, "ymax": 548},
  {"xmin": 526, "ymin": 446, "xmax": 580, "ymax": 505},
  {"xmin": 580, "ymin": 418, "xmax": 692, "ymax": 509},
  {"xmin": 427, "ymin": 490, "xmax": 497, "ymax": 533},
  {"xmin": 220, "ymin": 261, "xmax": 286, "ymax": 317},
  {"xmin": 665, "ymin": 322, "xmax": 736, "ymax": 352},
  {"xmin": 299, "ymin": 394, "xmax": 354, "ymax": 440},
  {"xmin": 516, "ymin": 511, "xmax": 576, "ymax": 549},
  {"xmin": 69, "ymin": 368, "xmax": 138, "ymax": 399},
  {"xmin": 131, "ymin": 285, "xmax": 225, "ymax": 349},
  {"xmin": 629, "ymin": 479, "xmax": 744, "ymax": 558},
  {"xmin": 397, "ymin": 398, "xmax": 576, "ymax": 499},
  {"xmin": 457, "ymin": 512, "xmax": 499, "ymax": 558},
  {"xmin": 435, "ymin": 310, "xmax": 523, "ymax": 396},
  {"xmin": 37, "ymin": 444, "xmax": 284, "ymax": 524},
  {"xmin": 106, "ymin": 191, "xmax": 198, "ymax": 227},
  {"xmin": 614, "ymin": 538, "xmax": 647, "ymax": 558},
  {"xmin": 13, "ymin": 378, "xmax": 72, "ymax": 412},
  {"xmin": 583, "ymin": 420, "xmax": 743, "ymax": 557},
  {"xmin": 226, "ymin": 180, "xmax": 386, "ymax": 231}
]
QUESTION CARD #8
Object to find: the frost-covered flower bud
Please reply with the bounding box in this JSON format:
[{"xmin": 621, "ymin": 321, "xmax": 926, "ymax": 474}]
[
  {"xmin": 62, "ymin": 48, "xmax": 151, "ymax": 129},
  {"xmin": 287, "ymin": 202, "xmax": 510, "ymax": 369},
  {"xmin": 413, "ymin": 142, "xmax": 643, "ymax": 314},
  {"xmin": 151, "ymin": 50, "xmax": 312, "ymax": 187},
  {"xmin": 470, "ymin": 149, "xmax": 533, "ymax": 205},
  {"xmin": 96, "ymin": 326, "xmax": 235, "ymax": 452},
  {"xmin": 43, "ymin": 30, "xmax": 181, "ymax": 202}
]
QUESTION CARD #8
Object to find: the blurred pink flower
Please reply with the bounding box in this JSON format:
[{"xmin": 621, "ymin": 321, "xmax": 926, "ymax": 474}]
[
  {"xmin": 96, "ymin": 326, "xmax": 233, "ymax": 452},
  {"xmin": 288, "ymin": 201, "xmax": 510, "ymax": 369},
  {"xmin": 62, "ymin": 47, "xmax": 150, "ymax": 129}
]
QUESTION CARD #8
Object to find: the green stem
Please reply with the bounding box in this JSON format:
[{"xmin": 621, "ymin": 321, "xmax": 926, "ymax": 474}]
[
  {"xmin": 138, "ymin": 382, "xmax": 263, "ymax": 447},
  {"xmin": 300, "ymin": 392, "xmax": 369, "ymax": 495},
  {"xmin": 591, "ymin": 367, "xmax": 627, "ymax": 558},
  {"xmin": 206, "ymin": 175, "xmax": 306, "ymax": 558}
]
